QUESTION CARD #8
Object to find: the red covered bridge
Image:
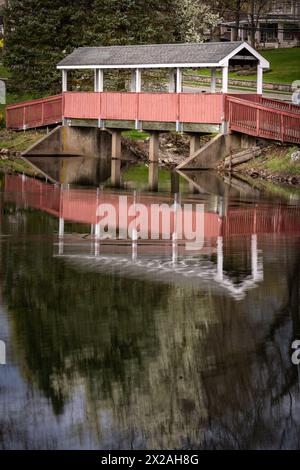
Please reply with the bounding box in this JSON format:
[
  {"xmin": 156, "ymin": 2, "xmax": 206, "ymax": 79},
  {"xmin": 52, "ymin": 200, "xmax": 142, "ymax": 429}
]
[{"xmin": 5, "ymin": 41, "xmax": 300, "ymax": 177}]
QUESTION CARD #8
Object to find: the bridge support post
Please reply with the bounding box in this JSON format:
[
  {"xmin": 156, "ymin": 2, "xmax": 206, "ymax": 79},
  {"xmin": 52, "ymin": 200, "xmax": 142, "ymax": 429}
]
[
  {"xmin": 111, "ymin": 159, "xmax": 121, "ymax": 187},
  {"xmin": 111, "ymin": 131, "xmax": 122, "ymax": 187},
  {"xmin": 149, "ymin": 131, "xmax": 159, "ymax": 163},
  {"xmin": 171, "ymin": 171, "xmax": 180, "ymax": 194},
  {"xmin": 189, "ymin": 134, "xmax": 201, "ymax": 157},
  {"xmin": 148, "ymin": 163, "xmax": 158, "ymax": 192}
]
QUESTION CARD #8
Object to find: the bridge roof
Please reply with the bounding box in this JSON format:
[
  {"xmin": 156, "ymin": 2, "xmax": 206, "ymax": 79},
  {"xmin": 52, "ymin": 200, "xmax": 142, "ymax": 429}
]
[{"xmin": 57, "ymin": 41, "xmax": 269, "ymax": 70}]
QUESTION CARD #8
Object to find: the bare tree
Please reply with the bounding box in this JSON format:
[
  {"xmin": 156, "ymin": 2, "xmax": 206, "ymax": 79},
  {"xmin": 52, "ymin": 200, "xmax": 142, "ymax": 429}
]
[
  {"xmin": 246, "ymin": 0, "xmax": 272, "ymax": 46},
  {"xmin": 216, "ymin": 1, "xmax": 248, "ymax": 41}
]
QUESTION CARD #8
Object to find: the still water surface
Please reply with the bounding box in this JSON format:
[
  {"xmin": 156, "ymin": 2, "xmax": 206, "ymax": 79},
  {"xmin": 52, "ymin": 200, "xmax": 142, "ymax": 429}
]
[{"xmin": 0, "ymin": 169, "xmax": 300, "ymax": 449}]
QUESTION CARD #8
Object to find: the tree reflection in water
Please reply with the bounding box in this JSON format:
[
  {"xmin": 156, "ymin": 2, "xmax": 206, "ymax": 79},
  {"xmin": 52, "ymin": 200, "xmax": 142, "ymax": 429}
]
[{"xmin": 0, "ymin": 196, "xmax": 300, "ymax": 449}]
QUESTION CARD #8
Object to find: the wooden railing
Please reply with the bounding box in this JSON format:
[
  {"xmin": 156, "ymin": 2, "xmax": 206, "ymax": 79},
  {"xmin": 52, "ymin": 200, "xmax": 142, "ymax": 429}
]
[
  {"xmin": 227, "ymin": 95, "xmax": 300, "ymax": 144},
  {"xmin": 260, "ymin": 96, "xmax": 300, "ymax": 114},
  {"xmin": 63, "ymin": 91, "xmax": 224, "ymax": 124},
  {"xmin": 5, "ymin": 92, "xmax": 300, "ymax": 145},
  {"xmin": 6, "ymin": 94, "xmax": 63, "ymax": 130}
]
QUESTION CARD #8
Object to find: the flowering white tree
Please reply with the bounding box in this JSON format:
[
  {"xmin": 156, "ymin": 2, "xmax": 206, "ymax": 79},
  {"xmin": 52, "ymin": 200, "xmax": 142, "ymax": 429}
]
[{"xmin": 175, "ymin": 0, "xmax": 220, "ymax": 43}]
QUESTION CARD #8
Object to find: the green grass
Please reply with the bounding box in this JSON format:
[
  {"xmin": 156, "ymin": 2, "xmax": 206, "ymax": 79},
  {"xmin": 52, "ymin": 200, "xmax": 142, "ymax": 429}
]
[
  {"xmin": 187, "ymin": 47, "xmax": 300, "ymax": 85},
  {"xmin": 263, "ymin": 147, "xmax": 300, "ymax": 174},
  {"xmin": 243, "ymin": 146, "xmax": 300, "ymax": 175},
  {"xmin": 122, "ymin": 130, "xmax": 150, "ymax": 140},
  {"xmin": 0, "ymin": 129, "xmax": 46, "ymax": 151}
]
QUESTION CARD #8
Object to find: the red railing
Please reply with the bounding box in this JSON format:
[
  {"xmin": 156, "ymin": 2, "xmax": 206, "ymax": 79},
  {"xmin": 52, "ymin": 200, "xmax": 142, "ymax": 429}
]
[
  {"xmin": 260, "ymin": 96, "xmax": 300, "ymax": 114},
  {"xmin": 5, "ymin": 91, "xmax": 300, "ymax": 145},
  {"xmin": 63, "ymin": 91, "xmax": 225, "ymax": 124},
  {"xmin": 227, "ymin": 95, "xmax": 300, "ymax": 144},
  {"xmin": 6, "ymin": 95, "xmax": 63, "ymax": 130}
]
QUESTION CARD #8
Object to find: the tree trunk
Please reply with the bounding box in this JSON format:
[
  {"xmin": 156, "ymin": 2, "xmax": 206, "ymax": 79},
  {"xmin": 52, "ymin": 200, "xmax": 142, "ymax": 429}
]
[{"xmin": 233, "ymin": 0, "xmax": 242, "ymax": 41}]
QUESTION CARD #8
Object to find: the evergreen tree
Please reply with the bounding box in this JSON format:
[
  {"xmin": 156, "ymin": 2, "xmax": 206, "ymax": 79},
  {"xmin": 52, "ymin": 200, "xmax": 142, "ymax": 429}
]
[
  {"xmin": 3, "ymin": 0, "xmax": 93, "ymax": 94},
  {"xmin": 3, "ymin": 0, "xmax": 218, "ymax": 95},
  {"xmin": 3, "ymin": 0, "xmax": 177, "ymax": 94}
]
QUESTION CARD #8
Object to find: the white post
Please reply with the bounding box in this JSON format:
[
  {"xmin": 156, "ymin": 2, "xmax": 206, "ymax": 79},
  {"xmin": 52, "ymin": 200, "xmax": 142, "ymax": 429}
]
[
  {"xmin": 135, "ymin": 68, "xmax": 142, "ymax": 92},
  {"xmin": 251, "ymin": 234, "xmax": 258, "ymax": 281},
  {"xmin": 94, "ymin": 69, "xmax": 98, "ymax": 92},
  {"xmin": 62, "ymin": 70, "xmax": 68, "ymax": 92},
  {"xmin": 59, "ymin": 217, "xmax": 65, "ymax": 238},
  {"xmin": 216, "ymin": 236, "xmax": 224, "ymax": 281},
  {"xmin": 99, "ymin": 69, "xmax": 104, "ymax": 92},
  {"xmin": 168, "ymin": 69, "xmax": 176, "ymax": 93},
  {"xmin": 257, "ymin": 65, "xmax": 263, "ymax": 95},
  {"xmin": 94, "ymin": 69, "xmax": 104, "ymax": 92},
  {"xmin": 130, "ymin": 70, "xmax": 136, "ymax": 92},
  {"xmin": 176, "ymin": 68, "xmax": 182, "ymax": 93},
  {"xmin": 0, "ymin": 340, "xmax": 6, "ymax": 365},
  {"xmin": 222, "ymin": 66, "xmax": 228, "ymax": 94},
  {"xmin": 211, "ymin": 68, "xmax": 217, "ymax": 93}
]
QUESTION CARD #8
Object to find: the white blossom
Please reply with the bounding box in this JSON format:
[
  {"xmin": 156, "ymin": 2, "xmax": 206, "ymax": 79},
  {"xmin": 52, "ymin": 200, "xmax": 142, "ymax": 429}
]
[{"xmin": 175, "ymin": 0, "xmax": 220, "ymax": 43}]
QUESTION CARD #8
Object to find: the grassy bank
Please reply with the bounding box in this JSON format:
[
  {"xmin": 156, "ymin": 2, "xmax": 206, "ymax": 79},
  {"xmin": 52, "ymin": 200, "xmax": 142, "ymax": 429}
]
[
  {"xmin": 237, "ymin": 144, "xmax": 300, "ymax": 183},
  {"xmin": 0, "ymin": 128, "xmax": 46, "ymax": 152},
  {"xmin": 0, "ymin": 129, "xmax": 46, "ymax": 176},
  {"xmin": 189, "ymin": 47, "xmax": 300, "ymax": 84}
]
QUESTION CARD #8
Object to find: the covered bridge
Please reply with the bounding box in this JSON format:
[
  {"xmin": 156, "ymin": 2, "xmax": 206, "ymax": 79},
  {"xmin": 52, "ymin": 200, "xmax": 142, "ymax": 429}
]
[
  {"xmin": 5, "ymin": 41, "xmax": 300, "ymax": 182},
  {"xmin": 57, "ymin": 41, "xmax": 269, "ymax": 95}
]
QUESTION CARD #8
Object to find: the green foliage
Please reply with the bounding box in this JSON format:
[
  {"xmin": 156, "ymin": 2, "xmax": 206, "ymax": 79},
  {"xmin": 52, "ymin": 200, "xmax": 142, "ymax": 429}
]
[{"xmin": 3, "ymin": 0, "xmax": 176, "ymax": 96}]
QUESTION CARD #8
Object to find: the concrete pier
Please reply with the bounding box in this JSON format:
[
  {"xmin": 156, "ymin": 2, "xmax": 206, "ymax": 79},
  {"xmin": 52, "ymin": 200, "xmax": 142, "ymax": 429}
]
[{"xmin": 149, "ymin": 132, "xmax": 160, "ymax": 163}]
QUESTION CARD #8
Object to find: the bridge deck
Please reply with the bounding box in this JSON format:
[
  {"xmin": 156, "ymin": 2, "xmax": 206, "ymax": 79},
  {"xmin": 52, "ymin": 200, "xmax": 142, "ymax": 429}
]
[{"xmin": 5, "ymin": 92, "xmax": 300, "ymax": 144}]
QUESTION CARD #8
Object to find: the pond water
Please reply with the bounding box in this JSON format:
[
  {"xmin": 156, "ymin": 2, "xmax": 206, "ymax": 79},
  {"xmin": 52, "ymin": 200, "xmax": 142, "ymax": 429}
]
[{"xmin": 0, "ymin": 167, "xmax": 300, "ymax": 450}]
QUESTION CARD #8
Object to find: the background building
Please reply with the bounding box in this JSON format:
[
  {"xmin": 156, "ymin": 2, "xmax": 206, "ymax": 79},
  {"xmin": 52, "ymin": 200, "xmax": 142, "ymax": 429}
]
[{"xmin": 221, "ymin": 1, "xmax": 300, "ymax": 48}]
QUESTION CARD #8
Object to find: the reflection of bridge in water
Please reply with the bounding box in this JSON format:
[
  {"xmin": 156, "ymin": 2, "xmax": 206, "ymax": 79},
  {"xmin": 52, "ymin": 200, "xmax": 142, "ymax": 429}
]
[{"xmin": 4, "ymin": 174, "xmax": 300, "ymax": 299}]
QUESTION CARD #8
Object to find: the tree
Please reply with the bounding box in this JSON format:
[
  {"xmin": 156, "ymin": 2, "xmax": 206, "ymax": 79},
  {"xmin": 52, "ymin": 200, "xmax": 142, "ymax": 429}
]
[
  {"xmin": 215, "ymin": 1, "xmax": 248, "ymax": 41},
  {"xmin": 3, "ymin": 0, "xmax": 95, "ymax": 94},
  {"xmin": 246, "ymin": 0, "xmax": 272, "ymax": 46},
  {"xmin": 89, "ymin": 0, "xmax": 175, "ymax": 46},
  {"xmin": 3, "ymin": 0, "xmax": 175, "ymax": 95},
  {"xmin": 174, "ymin": 0, "xmax": 220, "ymax": 43}
]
